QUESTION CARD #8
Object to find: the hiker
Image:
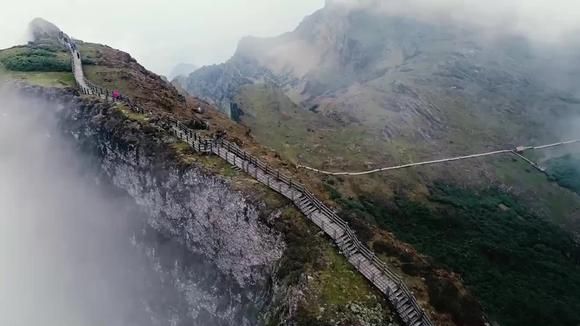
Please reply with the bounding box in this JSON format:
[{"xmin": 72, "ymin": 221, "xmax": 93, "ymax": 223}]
[
  {"xmin": 112, "ymin": 90, "xmax": 120, "ymax": 101},
  {"xmin": 77, "ymin": 52, "xmax": 80, "ymax": 59}
]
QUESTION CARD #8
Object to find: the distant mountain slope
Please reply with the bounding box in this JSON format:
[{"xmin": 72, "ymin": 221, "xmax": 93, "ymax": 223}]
[
  {"xmin": 177, "ymin": 1, "xmax": 580, "ymax": 155},
  {"xmin": 168, "ymin": 62, "xmax": 198, "ymax": 80},
  {"xmin": 176, "ymin": 0, "xmax": 580, "ymax": 198}
]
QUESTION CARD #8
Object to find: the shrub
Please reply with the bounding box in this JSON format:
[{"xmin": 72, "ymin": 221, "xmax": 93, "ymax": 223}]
[
  {"xmin": 546, "ymin": 154, "xmax": 580, "ymax": 195},
  {"xmin": 377, "ymin": 184, "xmax": 580, "ymax": 326},
  {"xmin": 1, "ymin": 48, "xmax": 71, "ymax": 72}
]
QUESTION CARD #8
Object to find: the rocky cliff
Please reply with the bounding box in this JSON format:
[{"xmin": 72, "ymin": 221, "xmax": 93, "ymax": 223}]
[{"xmin": 14, "ymin": 84, "xmax": 394, "ymax": 325}]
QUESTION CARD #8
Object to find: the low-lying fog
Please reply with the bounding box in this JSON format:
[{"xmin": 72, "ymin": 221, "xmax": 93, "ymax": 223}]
[{"xmin": 0, "ymin": 88, "xmax": 214, "ymax": 326}]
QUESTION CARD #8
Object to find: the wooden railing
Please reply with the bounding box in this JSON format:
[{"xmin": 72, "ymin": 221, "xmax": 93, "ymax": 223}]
[{"xmin": 59, "ymin": 33, "xmax": 435, "ymax": 326}]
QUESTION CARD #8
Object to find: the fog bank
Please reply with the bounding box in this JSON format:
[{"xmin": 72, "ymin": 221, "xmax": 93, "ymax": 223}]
[
  {"xmin": 0, "ymin": 88, "xmax": 180, "ymax": 326},
  {"xmin": 330, "ymin": 0, "xmax": 580, "ymax": 45}
]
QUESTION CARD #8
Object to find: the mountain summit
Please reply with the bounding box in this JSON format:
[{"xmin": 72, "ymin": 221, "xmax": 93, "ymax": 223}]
[{"xmin": 28, "ymin": 18, "xmax": 62, "ymax": 42}]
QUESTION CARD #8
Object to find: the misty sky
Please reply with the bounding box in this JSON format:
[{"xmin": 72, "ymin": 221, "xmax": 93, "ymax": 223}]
[
  {"xmin": 0, "ymin": 0, "xmax": 324, "ymax": 76},
  {"xmin": 2, "ymin": 0, "xmax": 580, "ymax": 76}
]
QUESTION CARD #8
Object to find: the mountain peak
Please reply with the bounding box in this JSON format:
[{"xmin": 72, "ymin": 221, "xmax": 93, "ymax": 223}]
[{"xmin": 28, "ymin": 18, "xmax": 62, "ymax": 41}]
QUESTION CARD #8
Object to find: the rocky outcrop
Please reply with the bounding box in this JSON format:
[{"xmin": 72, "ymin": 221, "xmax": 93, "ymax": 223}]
[
  {"xmin": 61, "ymin": 96, "xmax": 285, "ymax": 287},
  {"xmin": 174, "ymin": 55, "xmax": 278, "ymax": 116}
]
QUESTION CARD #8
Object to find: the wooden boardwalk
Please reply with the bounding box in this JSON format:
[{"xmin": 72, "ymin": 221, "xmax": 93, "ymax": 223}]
[
  {"xmin": 61, "ymin": 33, "xmax": 435, "ymax": 326},
  {"xmin": 204, "ymin": 137, "xmax": 433, "ymax": 326}
]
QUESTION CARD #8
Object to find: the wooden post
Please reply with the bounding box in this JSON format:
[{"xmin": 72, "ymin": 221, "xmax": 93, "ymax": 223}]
[
  {"xmin": 242, "ymin": 152, "xmax": 247, "ymax": 172},
  {"xmin": 254, "ymin": 158, "xmax": 258, "ymax": 179}
]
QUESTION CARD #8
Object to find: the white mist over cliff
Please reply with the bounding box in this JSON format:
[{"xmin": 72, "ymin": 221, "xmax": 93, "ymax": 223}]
[{"xmin": 0, "ymin": 88, "xmax": 173, "ymax": 326}]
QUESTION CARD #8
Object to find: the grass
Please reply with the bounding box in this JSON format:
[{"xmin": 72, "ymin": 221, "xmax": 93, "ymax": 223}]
[
  {"xmin": 317, "ymin": 246, "xmax": 379, "ymax": 306},
  {"xmin": 78, "ymin": 43, "xmax": 103, "ymax": 65},
  {"xmin": 84, "ymin": 65, "xmax": 134, "ymax": 93},
  {"xmin": 118, "ymin": 105, "xmax": 148, "ymax": 122},
  {"xmin": 272, "ymin": 207, "xmax": 390, "ymax": 325},
  {"xmin": 0, "ymin": 45, "xmax": 70, "ymax": 72},
  {"xmin": 0, "ymin": 64, "xmax": 74, "ymax": 87}
]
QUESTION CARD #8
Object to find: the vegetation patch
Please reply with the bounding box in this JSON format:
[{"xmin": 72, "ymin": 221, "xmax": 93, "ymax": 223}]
[
  {"xmin": 0, "ymin": 45, "xmax": 74, "ymax": 87},
  {"xmin": 546, "ymin": 153, "xmax": 580, "ymax": 195},
  {"xmin": 271, "ymin": 207, "xmax": 391, "ymax": 326},
  {"xmin": 340, "ymin": 183, "xmax": 580, "ymax": 326},
  {"xmin": 0, "ymin": 47, "xmax": 70, "ymax": 72}
]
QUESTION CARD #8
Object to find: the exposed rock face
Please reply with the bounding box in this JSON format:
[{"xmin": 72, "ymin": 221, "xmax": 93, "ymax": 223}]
[
  {"xmin": 61, "ymin": 97, "xmax": 285, "ymax": 286},
  {"xmin": 175, "ymin": 56, "xmax": 277, "ymax": 117},
  {"xmin": 17, "ymin": 86, "xmax": 287, "ymax": 325}
]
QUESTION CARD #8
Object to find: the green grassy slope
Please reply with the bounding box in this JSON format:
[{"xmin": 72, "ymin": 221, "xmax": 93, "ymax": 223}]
[{"xmin": 0, "ymin": 42, "xmax": 74, "ymax": 87}]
